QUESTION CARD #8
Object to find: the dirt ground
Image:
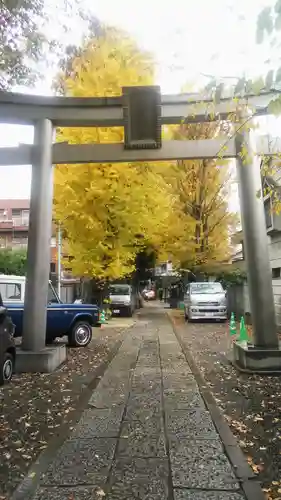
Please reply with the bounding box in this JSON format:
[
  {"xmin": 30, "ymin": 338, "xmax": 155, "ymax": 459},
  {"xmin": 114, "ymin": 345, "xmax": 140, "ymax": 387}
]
[
  {"xmin": 171, "ymin": 311, "xmax": 281, "ymax": 500},
  {"xmin": 0, "ymin": 324, "xmax": 128, "ymax": 499}
]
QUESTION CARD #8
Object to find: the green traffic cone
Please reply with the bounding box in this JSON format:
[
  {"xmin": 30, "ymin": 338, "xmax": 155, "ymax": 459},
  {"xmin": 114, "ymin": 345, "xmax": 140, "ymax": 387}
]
[
  {"xmin": 238, "ymin": 316, "xmax": 248, "ymax": 343},
  {"xmin": 229, "ymin": 312, "xmax": 236, "ymax": 336},
  {"xmin": 100, "ymin": 310, "xmax": 106, "ymax": 324}
]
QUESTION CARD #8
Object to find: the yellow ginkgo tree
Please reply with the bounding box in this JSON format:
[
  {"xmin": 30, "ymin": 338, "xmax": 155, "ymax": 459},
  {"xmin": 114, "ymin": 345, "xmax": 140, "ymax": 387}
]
[
  {"xmin": 163, "ymin": 121, "xmax": 238, "ymax": 272},
  {"xmin": 53, "ymin": 25, "xmax": 183, "ymax": 280}
]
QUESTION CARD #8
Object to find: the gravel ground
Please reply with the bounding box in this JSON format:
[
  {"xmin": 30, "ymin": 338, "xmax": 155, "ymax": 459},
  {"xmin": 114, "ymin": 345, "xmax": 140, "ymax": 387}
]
[
  {"xmin": 0, "ymin": 324, "xmax": 128, "ymax": 500},
  {"xmin": 171, "ymin": 311, "xmax": 281, "ymax": 500}
]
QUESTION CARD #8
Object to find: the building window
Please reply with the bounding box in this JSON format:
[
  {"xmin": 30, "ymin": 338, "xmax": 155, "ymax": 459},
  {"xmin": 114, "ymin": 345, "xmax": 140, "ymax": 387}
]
[
  {"xmin": 264, "ymin": 198, "xmax": 272, "ymax": 229},
  {"xmin": 0, "ymin": 210, "xmax": 7, "ymax": 220},
  {"xmin": 272, "ymin": 267, "xmax": 281, "ymax": 279},
  {"xmin": 50, "ymin": 262, "xmax": 56, "ymax": 273},
  {"xmin": 12, "ymin": 209, "xmax": 29, "ymax": 226},
  {"xmin": 0, "ymin": 237, "xmax": 7, "ymax": 248}
]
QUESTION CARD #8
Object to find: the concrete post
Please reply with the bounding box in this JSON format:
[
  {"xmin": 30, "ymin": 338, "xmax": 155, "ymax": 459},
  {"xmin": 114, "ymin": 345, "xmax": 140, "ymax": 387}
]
[
  {"xmin": 22, "ymin": 119, "xmax": 53, "ymax": 351},
  {"xmin": 57, "ymin": 224, "xmax": 62, "ymax": 299},
  {"xmin": 235, "ymin": 124, "xmax": 278, "ymax": 348}
]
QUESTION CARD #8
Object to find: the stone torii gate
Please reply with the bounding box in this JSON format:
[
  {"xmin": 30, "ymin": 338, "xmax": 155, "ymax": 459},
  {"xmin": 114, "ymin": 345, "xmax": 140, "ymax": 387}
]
[{"xmin": 0, "ymin": 85, "xmax": 280, "ymax": 372}]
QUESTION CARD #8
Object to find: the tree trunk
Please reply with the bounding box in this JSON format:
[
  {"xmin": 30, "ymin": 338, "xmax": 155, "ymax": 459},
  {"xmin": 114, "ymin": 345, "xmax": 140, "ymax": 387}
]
[{"xmin": 82, "ymin": 278, "xmax": 109, "ymax": 307}]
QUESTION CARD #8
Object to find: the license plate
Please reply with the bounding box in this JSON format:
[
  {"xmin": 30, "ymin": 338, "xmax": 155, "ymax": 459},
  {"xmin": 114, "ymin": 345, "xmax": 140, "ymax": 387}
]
[{"xmin": 113, "ymin": 309, "xmax": 120, "ymax": 314}]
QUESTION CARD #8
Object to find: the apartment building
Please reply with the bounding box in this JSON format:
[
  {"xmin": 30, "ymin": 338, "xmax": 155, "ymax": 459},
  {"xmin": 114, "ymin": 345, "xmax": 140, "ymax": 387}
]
[
  {"xmin": 0, "ymin": 199, "xmax": 57, "ymax": 273},
  {"xmin": 154, "ymin": 261, "xmax": 175, "ymax": 277},
  {"xmin": 0, "ymin": 199, "xmax": 30, "ymax": 249}
]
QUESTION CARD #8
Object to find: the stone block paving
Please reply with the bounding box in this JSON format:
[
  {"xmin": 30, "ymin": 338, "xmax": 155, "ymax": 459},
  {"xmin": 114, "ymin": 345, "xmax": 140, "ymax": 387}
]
[{"xmin": 32, "ymin": 312, "xmax": 245, "ymax": 500}]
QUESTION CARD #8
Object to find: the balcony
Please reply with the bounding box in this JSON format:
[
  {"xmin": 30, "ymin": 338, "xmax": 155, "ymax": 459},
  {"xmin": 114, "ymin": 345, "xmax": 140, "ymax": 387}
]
[
  {"xmin": 0, "ymin": 220, "xmax": 13, "ymax": 231},
  {"xmin": 12, "ymin": 216, "xmax": 29, "ymax": 228}
]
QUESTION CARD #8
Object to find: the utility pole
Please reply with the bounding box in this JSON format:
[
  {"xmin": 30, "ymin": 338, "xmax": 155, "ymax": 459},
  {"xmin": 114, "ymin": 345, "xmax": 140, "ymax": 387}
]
[{"xmin": 57, "ymin": 224, "xmax": 62, "ymax": 300}]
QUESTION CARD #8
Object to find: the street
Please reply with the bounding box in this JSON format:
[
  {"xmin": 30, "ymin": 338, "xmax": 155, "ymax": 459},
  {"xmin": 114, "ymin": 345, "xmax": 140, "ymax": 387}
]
[{"xmin": 13, "ymin": 304, "xmax": 257, "ymax": 500}]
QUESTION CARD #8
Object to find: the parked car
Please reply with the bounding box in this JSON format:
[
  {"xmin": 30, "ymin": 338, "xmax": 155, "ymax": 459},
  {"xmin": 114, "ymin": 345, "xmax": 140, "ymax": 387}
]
[
  {"xmin": 0, "ymin": 275, "xmax": 100, "ymax": 347},
  {"xmin": 0, "ymin": 294, "xmax": 16, "ymax": 385},
  {"xmin": 109, "ymin": 284, "xmax": 137, "ymax": 317},
  {"xmin": 142, "ymin": 288, "xmax": 155, "ymax": 301},
  {"xmin": 184, "ymin": 282, "xmax": 227, "ymax": 322}
]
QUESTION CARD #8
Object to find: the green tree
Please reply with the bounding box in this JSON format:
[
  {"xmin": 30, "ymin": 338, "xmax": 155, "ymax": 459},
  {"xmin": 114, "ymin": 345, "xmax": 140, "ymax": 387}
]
[
  {"xmin": 254, "ymin": 0, "xmax": 281, "ymax": 114},
  {"xmin": 200, "ymin": 1, "xmax": 281, "ymax": 111},
  {"xmin": 0, "ymin": 0, "xmax": 90, "ymax": 90},
  {"xmin": 256, "ymin": 1, "xmax": 281, "ymax": 45},
  {"xmin": 0, "ymin": 248, "xmax": 27, "ymax": 275},
  {"xmin": 0, "ymin": 0, "xmax": 47, "ymax": 89},
  {"xmin": 205, "ymin": 2, "xmax": 281, "ymax": 107}
]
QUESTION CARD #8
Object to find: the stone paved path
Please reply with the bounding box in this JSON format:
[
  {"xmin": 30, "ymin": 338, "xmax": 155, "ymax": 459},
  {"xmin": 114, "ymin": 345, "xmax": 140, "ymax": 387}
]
[{"xmin": 31, "ymin": 307, "xmax": 246, "ymax": 500}]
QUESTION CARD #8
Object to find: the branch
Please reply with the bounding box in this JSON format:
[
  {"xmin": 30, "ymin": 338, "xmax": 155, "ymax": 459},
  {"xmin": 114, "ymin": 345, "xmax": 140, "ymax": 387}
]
[
  {"xmin": 205, "ymin": 213, "xmax": 230, "ymax": 236},
  {"xmin": 216, "ymin": 115, "xmax": 253, "ymax": 158},
  {"xmin": 204, "ymin": 172, "xmax": 232, "ymax": 215},
  {"xmin": 200, "ymin": 72, "xmax": 241, "ymax": 81}
]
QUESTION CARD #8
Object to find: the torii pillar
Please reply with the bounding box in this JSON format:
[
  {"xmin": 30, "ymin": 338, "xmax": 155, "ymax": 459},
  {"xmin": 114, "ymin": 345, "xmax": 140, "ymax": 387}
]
[
  {"xmin": 15, "ymin": 119, "xmax": 67, "ymax": 373},
  {"xmin": 233, "ymin": 119, "xmax": 281, "ymax": 371}
]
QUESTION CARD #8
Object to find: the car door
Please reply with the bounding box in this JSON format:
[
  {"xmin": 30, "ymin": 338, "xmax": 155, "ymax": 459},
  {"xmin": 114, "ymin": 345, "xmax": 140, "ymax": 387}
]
[
  {"xmin": 184, "ymin": 284, "xmax": 190, "ymax": 313},
  {"xmin": 0, "ymin": 282, "xmax": 24, "ymax": 336},
  {"xmin": 46, "ymin": 283, "xmax": 68, "ymax": 339},
  {"xmin": 187, "ymin": 285, "xmax": 191, "ymax": 309}
]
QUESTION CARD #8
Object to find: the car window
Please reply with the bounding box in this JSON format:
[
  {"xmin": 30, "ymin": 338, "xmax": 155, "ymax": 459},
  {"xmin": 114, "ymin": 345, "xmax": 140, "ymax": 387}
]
[
  {"xmin": 0, "ymin": 284, "xmax": 6, "ymax": 298},
  {"xmin": 0, "ymin": 282, "xmax": 22, "ymax": 300},
  {"xmin": 48, "ymin": 283, "xmax": 59, "ymax": 303},
  {"xmin": 190, "ymin": 283, "xmax": 223, "ymax": 294},
  {"xmin": 109, "ymin": 285, "xmax": 131, "ymax": 295}
]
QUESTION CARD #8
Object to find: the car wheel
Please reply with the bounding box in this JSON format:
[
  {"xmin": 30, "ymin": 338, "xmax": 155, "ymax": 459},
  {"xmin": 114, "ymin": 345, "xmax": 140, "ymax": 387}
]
[
  {"xmin": 68, "ymin": 321, "xmax": 92, "ymax": 347},
  {"xmin": 0, "ymin": 352, "xmax": 14, "ymax": 385},
  {"xmin": 187, "ymin": 312, "xmax": 193, "ymax": 323},
  {"xmin": 126, "ymin": 307, "xmax": 133, "ymax": 317}
]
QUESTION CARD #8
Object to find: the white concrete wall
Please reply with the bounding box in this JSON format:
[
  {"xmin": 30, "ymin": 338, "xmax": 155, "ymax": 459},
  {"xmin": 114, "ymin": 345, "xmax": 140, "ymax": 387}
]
[
  {"xmin": 241, "ymin": 232, "xmax": 281, "ymax": 326},
  {"xmin": 233, "ymin": 158, "xmax": 281, "ymax": 326},
  {"xmin": 243, "ymin": 284, "xmax": 250, "ymax": 314},
  {"xmin": 242, "ymin": 281, "xmax": 281, "ymax": 328},
  {"xmin": 268, "ymin": 233, "xmax": 281, "ymax": 326},
  {"xmin": 61, "ymin": 285, "xmax": 75, "ymax": 304}
]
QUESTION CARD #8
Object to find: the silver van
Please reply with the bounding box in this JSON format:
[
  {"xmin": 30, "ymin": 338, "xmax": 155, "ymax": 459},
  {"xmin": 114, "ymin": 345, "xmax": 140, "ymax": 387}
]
[
  {"xmin": 109, "ymin": 284, "xmax": 136, "ymax": 317},
  {"xmin": 184, "ymin": 282, "xmax": 227, "ymax": 322}
]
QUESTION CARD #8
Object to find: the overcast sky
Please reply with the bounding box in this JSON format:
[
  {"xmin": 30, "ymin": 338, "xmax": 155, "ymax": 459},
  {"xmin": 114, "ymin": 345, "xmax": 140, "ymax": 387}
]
[{"xmin": 0, "ymin": 0, "xmax": 278, "ymax": 212}]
